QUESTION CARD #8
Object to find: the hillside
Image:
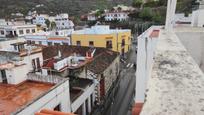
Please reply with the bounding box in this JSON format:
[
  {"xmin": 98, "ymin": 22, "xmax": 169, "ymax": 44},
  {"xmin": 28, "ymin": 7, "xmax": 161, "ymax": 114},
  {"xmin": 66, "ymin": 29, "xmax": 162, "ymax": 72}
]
[{"xmin": 0, "ymin": 0, "xmax": 132, "ymax": 18}]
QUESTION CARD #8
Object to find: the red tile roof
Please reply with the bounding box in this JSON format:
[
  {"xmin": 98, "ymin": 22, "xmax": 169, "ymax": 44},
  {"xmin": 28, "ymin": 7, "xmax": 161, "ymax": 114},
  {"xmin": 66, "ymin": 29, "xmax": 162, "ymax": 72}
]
[
  {"xmin": 48, "ymin": 38, "xmax": 67, "ymax": 41},
  {"xmin": 35, "ymin": 109, "xmax": 76, "ymax": 115},
  {"xmin": 42, "ymin": 45, "xmax": 119, "ymax": 74},
  {"xmin": 43, "ymin": 58, "xmax": 56, "ymax": 68},
  {"xmin": 0, "ymin": 81, "xmax": 54, "ymax": 115},
  {"xmin": 149, "ymin": 30, "xmax": 160, "ymax": 38}
]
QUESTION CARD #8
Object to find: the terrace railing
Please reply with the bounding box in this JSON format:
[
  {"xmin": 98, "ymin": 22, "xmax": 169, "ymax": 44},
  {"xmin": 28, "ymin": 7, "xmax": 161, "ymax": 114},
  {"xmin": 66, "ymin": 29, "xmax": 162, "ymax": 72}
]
[{"xmin": 27, "ymin": 73, "xmax": 65, "ymax": 84}]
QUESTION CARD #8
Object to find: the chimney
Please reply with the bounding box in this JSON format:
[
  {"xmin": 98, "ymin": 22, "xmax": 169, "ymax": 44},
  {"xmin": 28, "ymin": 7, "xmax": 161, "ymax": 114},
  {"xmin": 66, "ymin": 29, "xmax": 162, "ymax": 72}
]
[{"xmin": 86, "ymin": 48, "xmax": 96, "ymax": 59}]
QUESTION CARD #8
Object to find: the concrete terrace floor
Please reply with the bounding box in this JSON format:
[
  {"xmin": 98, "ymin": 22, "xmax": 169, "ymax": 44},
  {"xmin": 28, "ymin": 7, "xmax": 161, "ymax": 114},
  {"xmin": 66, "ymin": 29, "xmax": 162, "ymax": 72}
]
[{"xmin": 141, "ymin": 28, "xmax": 204, "ymax": 115}]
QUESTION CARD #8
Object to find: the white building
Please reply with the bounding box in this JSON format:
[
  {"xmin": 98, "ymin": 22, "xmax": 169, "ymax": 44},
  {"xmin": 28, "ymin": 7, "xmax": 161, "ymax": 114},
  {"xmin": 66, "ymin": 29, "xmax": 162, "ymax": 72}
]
[
  {"xmin": 33, "ymin": 14, "xmax": 49, "ymax": 26},
  {"xmin": 104, "ymin": 12, "xmax": 129, "ymax": 21},
  {"xmin": 87, "ymin": 14, "xmax": 97, "ymax": 21},
  {"xmin": 191, "ymin": 9, "xmax": 204, "ymax": 27},
  {"xmin": 197, "ymin": 0, "xmax": 204, "ymax": 9},
  {"xmin": 55, "ymin": 13, "xmax": 74, "ymax": 30},
  {"xmin": 25, "ymin": 30, "xmax": 72, "ymax": 46},
  {"xmin": 0, "ymin": 40, "xmax": 95, "ymax": 115},
  {"xmin": 0, "ymin": 19, "xmax": 7, "ymax": 25},
  {"xmin": 0, "ymin": 24, "xmax": 37, "ymax": 38},
  {"xmin": 0, "ymin": 43, "xmax": 43, "ymax": 84},
  {"xmin": 174, "ymin": 13, "xmax": 192, "ymax": 26}
]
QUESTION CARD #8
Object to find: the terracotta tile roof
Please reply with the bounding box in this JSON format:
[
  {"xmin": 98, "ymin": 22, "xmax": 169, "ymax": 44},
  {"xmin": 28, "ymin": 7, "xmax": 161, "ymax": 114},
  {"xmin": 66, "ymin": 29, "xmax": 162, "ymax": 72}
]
[
  {"xmin": 48, "ymin": 38, "xmax": 67, "ymax": 41},
  {"xmin": 42, "ymin": 45, "xmax": 119, "ymax": 74},
  {"xmin": 0, "ymin": 81, "xmax": 54, "ymax": 115},
  {"xmin": 35, "ymin": 109, "xmax": 76, "ymax": 115},
  {"xmin": 42, "ymin": 58, "xmax": 56, "ymax": 68},
  {"xmin": 87, "ymin": 50, "xmax": 118, "ymax": 74},
  {"xmin": 42, "ymin": 45, "xmax": 105, "ymax": 60}
]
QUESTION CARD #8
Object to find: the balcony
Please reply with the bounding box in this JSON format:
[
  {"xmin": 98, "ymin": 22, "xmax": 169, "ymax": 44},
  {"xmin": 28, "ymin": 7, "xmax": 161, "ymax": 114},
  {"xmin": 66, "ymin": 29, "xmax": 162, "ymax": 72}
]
[{"xmin": 135, "ymin": 26, "xmax": 204, "ymax": 115}]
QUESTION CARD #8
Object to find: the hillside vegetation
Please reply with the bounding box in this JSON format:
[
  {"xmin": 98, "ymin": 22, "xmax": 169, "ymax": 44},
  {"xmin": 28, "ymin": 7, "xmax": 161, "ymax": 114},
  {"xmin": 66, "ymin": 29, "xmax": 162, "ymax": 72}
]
[{"xmin": 0, "ymin": 0, "xmax": 132, "ymax": 18}]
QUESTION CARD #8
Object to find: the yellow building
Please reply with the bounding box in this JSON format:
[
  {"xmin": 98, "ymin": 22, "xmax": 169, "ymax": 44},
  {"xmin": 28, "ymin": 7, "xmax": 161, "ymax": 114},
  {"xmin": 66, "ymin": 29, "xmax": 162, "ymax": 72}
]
[{"xmin": 71, "ymin": 25, "xmax": 131, "ymax": 55}]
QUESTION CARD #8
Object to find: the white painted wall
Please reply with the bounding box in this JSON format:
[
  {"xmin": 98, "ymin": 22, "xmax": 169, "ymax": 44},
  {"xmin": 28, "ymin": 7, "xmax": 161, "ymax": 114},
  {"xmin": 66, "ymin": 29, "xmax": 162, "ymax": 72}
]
[
  {"xmin": 14, "ymin": 79, "xmax": 71, "ymax": 115},
  {"xmin": 6, "ymin": 64, "xmax": 28, "ymax": 85},
  {"xmin": 0, "ymin": 38, "xmax": 26, "ymax": 50},
  {"xmin": 71, "ymin": 83, "xmax": 95, "ymax": 112},
  {"xmin": 23, "ymin": 52, "xmax": 43, "ymax": 72},
  {"xmin": 135, "ymin": 26, "xmax": 159, "ymax": 103},
  {"xmin": 191, "ymin": 9, "xmax": 204, "ymax": 27}
]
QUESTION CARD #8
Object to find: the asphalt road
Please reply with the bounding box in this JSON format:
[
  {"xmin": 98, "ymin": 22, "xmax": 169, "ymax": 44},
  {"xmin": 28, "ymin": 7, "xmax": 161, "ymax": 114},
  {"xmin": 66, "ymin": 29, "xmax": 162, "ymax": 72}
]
[{"xmin": 105, "ymin": 42, "xmax": 137, "ymax": 115}]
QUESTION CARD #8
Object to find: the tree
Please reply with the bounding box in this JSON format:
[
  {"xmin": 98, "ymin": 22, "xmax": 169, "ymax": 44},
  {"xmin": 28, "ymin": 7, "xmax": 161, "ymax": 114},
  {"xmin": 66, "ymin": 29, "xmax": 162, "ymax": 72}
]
[
  {"xmin": 95, "ymin": 10, "xmax": 104, "ymax": 17},
  {"xmin": 45, "ymin": 19, "xmax": 50, "ymax": 29},
  {"xmin": 50, "ymin": 21, "xmax": 56, "ymax": 30},
  {"xmin": 132, "ymin": 0, "xmax": 143, "ymax": 8},
  {"xmin": 139, "ymin": 7, "xmax": 153, "ymax": 21},
  {"xmin": 152, "ymin": 12, "xmax": 163, "ymax": 24}
]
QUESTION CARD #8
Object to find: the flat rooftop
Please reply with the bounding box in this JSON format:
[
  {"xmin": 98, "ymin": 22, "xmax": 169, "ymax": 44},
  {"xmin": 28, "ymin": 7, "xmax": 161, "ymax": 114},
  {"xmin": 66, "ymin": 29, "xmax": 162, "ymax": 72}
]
[
  {"xmin": 70, "ymin": 78, "xmax": 92, "ymax": 102},
  {"xmin": 141, "ymin": 27, "xmax": 204, "ymax": 115},
  {"xmin": 0, "ymin": 80, "xmax": 54, "ymax": 115},
  {"xmin": 73, "ymin": 25, "xmax": 130, "ymax": 35}
]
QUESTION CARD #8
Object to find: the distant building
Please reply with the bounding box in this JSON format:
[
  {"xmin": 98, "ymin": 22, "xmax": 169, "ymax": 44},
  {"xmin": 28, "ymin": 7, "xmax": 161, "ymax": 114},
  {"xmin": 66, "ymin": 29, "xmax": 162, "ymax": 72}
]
[
  {"xmin": 197, "ymin": 0, "xmax": 204, "ymax": 9},
  {"xmin": 191, "ymin": 9, "xmax": 204, "ymax": 27},
  {"xmin": 0, "ymin": 24, "xmax": 37, "ymax": 38},
  {"xmin": 104, "ymin": 11, "xmax": 129, "ymax": 21},
  {"xmin": 87, "ymin": 14, "xmax": 97, "ymax": 21},
  {"xmin": 25, "ymin": 29, "xmax": 73, "ymax": 46},
  {"xmin": 104, "ymin": 5, "xmax": 135, "ymax": 21},
  {"xmin": 0, "ymin": 19, "xmax": 7, "ymax": 25},
  {"xmin": 173, "ymin": 13, "xmax": 192, "ymax": 26},
  {"xmin": 71, "ymin": 25, "xmax": 131, "ymax": 55},
  {"xmin": 55, "ymin": 13, "xmax": 74, "ymax": 30},
  {"xmin": 87, "ymin": 10, "xmax": 100, "ymax": 21},
  {"xmin": 32, "ymin": 14, "xmax": 49, "ymax": 26}
]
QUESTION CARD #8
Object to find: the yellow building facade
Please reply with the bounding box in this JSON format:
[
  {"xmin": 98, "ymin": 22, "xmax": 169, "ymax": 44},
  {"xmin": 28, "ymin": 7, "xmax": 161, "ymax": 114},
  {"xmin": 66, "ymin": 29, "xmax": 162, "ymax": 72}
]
[{"xmin": 71, "ymin": 26, "xmax": 131, "ymax": 54}]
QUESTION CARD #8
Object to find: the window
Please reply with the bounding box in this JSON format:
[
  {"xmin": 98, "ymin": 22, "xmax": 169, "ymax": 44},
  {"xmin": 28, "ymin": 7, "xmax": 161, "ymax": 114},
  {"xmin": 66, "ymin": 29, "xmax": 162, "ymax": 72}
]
[
  {"xmin": 76, "ymin": 41, "xmax": 81, "ymax": 46},
  {"xmin": 48, "ymin": 42, "xmax": 52, "ymax": 46},
  {"xmin": 106, "ymin": 40, "xmax": 112, "ymax": 49},
  {"xmin": 0, "ymin": 30, "xmax": 4, "ymax": 35},
  {"xmin": 26, "ymin": 29, "xmax": 30, "ymax": 34},
  {"xmin": 54, "ymin": 43, "xmax": 60, "ymax": 46},
  {"xmin": 55, "ymin": 32, "xmax": 59, "ymax": 35},
  {"xmin": 62, "ymin": 42, "xmax": 68, "ymax": 46},
  {"xmin": 54, "ymin": 104, "xmax": 61, "ymax": 111},
  {"xmin": 32, "ymin": 29, "xmax": 35, "ymax": 33},
  {"xmin": 89, "ymin": 41, "xmax": 94, "ymax": 47},
  {"xmin": 14, "ymin": 45, "xmax": 17, "ymax": 50},
  {"xmin": 39, "ymin": 41, "xmax": 42, "ymax": 45},
  {"xmin": 31, "ymin": 41, "xmax": 35, "ymax": 44},
  {"xmin": 27, "ymin": 40, "xmax": 32, "ymax": 45},
  {"xmin": 122, "ymin": 39, "xmax": 125, "ymax": 46},
  {"xmin": 19, "ymin": 30, "xmax": 24, "ymax": 35}
]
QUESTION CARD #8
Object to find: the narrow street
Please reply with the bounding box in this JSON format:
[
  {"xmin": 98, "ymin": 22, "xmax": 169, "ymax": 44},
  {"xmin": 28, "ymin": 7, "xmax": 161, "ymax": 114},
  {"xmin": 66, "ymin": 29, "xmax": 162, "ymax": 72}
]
[{"xmin": 105, "ymin": 40, "xmax": 137, "ymax": 115}]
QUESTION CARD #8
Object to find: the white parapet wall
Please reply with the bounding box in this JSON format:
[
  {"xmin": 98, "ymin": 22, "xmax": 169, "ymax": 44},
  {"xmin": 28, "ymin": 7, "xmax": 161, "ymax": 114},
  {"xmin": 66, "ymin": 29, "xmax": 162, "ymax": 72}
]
[
  {"xmin": 140, "ymin": 27, "xmax": 204, "ymax": 115},
  {"xmin": 135, "ymin": 26, "xmax": 161, "ymax": 103},
  {"xmin": 13, "ymin": 79, "xmax": 71, "ymax": 115}
]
